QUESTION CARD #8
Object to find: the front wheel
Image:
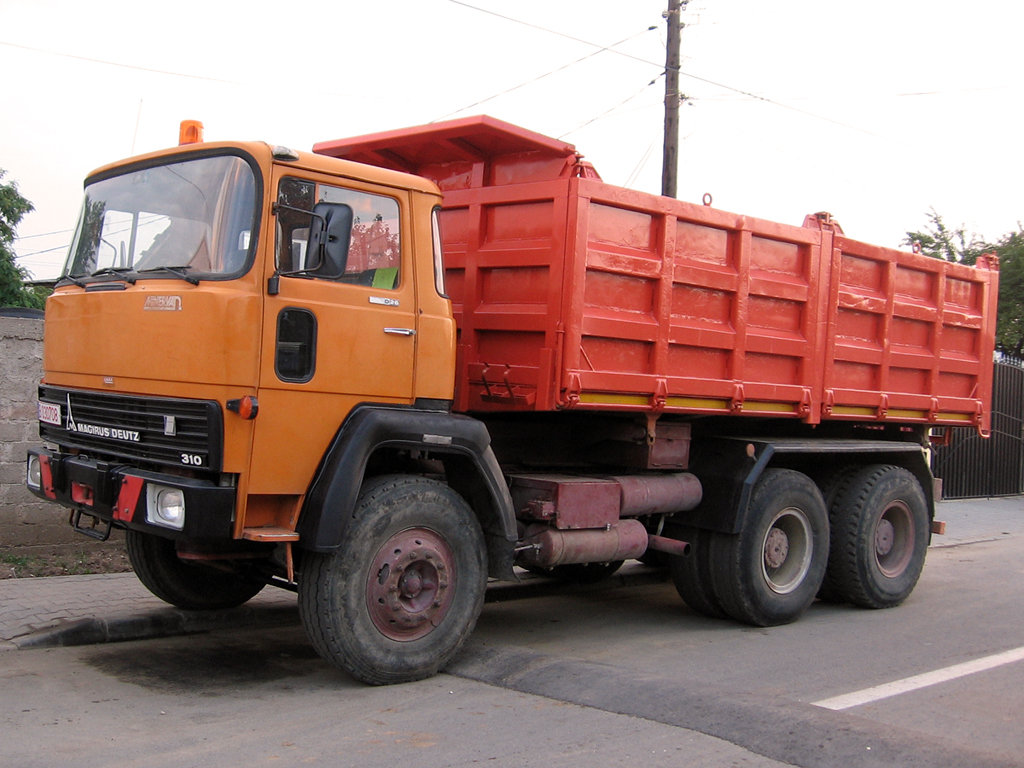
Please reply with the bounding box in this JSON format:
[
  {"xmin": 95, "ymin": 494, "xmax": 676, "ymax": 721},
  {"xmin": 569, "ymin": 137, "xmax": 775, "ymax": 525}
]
[
  {"xmin": 710, "ymin": 469, "xmax": 828, "ymax": 626},
  {"xmin": 125, "ymin": 530, "xmax": 265, "ymax": 610},
  {"xmin": 299, "ymin": 475, "xmax": 487, "ymax": 685}
]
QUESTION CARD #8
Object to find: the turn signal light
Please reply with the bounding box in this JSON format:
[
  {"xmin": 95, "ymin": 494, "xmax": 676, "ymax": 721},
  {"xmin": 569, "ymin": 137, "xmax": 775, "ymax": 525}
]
[{"xmin": 227, "ymin": 395, "xmax": 259, "ymax": 420}]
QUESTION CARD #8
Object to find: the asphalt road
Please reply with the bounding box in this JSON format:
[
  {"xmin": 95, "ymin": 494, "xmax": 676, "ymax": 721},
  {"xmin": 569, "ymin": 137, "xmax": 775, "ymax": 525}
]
[{"xmin": 3, "ymin": 497, "xmax": 1022, "ymax": 767}]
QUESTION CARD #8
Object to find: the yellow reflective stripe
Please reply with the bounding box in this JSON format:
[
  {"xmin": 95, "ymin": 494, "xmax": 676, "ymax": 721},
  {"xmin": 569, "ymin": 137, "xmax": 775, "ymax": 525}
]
[
  {"xmin": 577, "ymin": 392, "xmax": 650, "ymax": 406},
  {"xmin": 832, "ymin": 406, "xmax": 974, "ymax": 422},
  {"xmin": 578, "ymin": 394, "xmax": 796, "ymax": 413},
  {"xmin": 887, "ymin": 409, "xmax": 927, "ymax": 420},
  {"xmin": 743, "ymin": 401, "xmax": 798, "ymax": 413},
  {"xmin": 577, "ymin": 394, "xmax": 974, "ymax": 422},
  {"xmin": 832, "ymin": 406, "xmax": 876, "ymax": 417},
  {"xmin": 665, "ymin": 397, "xmax": 730, "ymax": 410}
]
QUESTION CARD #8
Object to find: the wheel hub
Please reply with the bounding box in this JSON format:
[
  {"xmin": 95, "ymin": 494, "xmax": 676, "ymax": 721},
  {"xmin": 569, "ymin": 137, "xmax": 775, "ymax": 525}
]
[
  {"xmin": 875, "ymin": 501, "xmax": 915, "ymax": 578},
  {"xmin": 764, "ymin": 528, "xmax": 790, "ymax": 570},
  {"xmin": 761, "ymin": 507, "xmax": 812, "ymax": 595},
  {"xmin": 367, "ymin": 528, "xmax": 455, "ymax": 642},
  {"xmin": 875, "ymin": 518, "xmax": 895, "ymax": 557}
]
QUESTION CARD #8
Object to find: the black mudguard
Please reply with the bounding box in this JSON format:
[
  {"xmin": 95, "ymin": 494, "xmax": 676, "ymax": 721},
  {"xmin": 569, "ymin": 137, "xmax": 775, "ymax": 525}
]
[{"xmin": 296, "ymin": 405, "xmax": 517, "ymax": 576}]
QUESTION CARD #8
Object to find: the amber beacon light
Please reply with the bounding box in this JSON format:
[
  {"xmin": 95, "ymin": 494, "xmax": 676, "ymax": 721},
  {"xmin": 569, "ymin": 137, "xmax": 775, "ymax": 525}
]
[{"xmin": 178, "ymin": 120, "xmax": 205, "ymax": 145}]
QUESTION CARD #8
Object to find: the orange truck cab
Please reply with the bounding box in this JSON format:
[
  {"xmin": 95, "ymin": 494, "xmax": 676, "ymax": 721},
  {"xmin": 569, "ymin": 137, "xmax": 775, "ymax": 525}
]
[{"xmin": 26, "ymin": 117, "xmax": 998, "ymax": 685}]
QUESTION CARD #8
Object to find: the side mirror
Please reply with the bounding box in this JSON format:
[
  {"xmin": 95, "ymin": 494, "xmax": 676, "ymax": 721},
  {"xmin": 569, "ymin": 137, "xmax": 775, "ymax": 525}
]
[
  {"xmin": 306, "ymin": 202, "xmax": 353, "ymax": 279},
  {"xmin": 270, "ymin": 201, "xmax": 353, "ymax": 294}
]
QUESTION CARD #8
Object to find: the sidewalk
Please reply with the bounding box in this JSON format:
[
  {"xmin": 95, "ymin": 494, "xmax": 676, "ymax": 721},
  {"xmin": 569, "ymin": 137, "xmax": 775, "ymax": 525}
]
[
  {"xmin": 1, "ymin": 496, "xmax": 1020, "ymax": 651},
  {"xmin": 0, "ymin": 571, "xmax": 299, "ymax": 650}
]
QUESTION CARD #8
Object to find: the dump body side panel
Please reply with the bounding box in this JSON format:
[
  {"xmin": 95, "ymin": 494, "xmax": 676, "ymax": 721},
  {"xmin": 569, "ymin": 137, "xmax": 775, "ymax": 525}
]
[
  {"xmin": 315, "ymin": 116, "xmax": 998, "ymax": 431},
  {"xmin": 559, "ymin": 181, "xmax": 828, "ymax": 422},
  {"xmin": 823, "ymin": 238, "xmax": 998, "ymax": 434},
  {"xmin": 444, "ymin": 176, "xmax": 997, "ymax": 430},
  {"xmin": 440, "ymin": 180, "xmax": 572, "ymax": 412}
]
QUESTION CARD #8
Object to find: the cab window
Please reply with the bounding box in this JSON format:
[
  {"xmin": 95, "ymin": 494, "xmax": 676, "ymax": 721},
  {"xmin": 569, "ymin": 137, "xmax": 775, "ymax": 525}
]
[{"xmin": 276, "ymin": 178, "xmax": 401, "ymax": 289}]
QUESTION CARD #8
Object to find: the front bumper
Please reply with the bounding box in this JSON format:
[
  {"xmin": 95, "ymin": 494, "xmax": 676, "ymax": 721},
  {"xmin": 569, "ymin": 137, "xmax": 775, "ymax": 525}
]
[{"xmin": 26, "ymin": 447, "xmax": 235, "ymax": 541}]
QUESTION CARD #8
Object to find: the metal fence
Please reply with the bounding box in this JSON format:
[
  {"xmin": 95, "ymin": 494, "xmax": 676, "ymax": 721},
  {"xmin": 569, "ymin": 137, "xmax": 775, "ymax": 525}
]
[{"xmin": 930, "ymin": 356, "xmax": 1024, "ymax": 499}]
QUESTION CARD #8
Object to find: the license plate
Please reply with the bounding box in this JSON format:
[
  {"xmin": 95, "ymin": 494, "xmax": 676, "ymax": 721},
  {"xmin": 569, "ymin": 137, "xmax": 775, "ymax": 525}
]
[{"xmin": 38, "ymin": 402, "xmax": 61, "ymax": 426}]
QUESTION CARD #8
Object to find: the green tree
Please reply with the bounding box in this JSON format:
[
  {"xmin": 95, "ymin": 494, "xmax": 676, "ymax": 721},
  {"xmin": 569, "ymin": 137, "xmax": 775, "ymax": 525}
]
[
  {"xmin": 0, "ymin": 168, "xmax": 46, "ymax": 309},
  {"xmin": 988, "ymin": 228, "xmax": 1024, "ymax": 357},
  {"xmin": 905, "ymin": 210, "xmax": 1024, "ymax": 356},
  {"xmin": 903, "ymin": 208, "xmax": 984, "ymax": 265}
]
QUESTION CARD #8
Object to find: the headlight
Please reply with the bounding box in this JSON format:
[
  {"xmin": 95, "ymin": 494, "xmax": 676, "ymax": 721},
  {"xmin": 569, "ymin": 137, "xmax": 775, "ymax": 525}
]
[
  {"xmin": 146, "ymin": 485, "xmax": 185, "ymax": 530},
  {"xmin": 26, "ymin": 455, "xmax": 42, "ymax": 490}
]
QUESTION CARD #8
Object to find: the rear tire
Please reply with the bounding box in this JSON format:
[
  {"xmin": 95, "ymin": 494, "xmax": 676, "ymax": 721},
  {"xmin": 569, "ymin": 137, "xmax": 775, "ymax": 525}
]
[
  {"xmin": 815, "ymin": 464, "xmax": 861, "ymax": 603},
  {"xmin": 827, "ymin": 465, "xmax": 929, "ymax": 608},
  {"xmin": 710, "ymin": 469, "xmax": 828, "ymax": 626},
  {"xmin": 669, "ymin": 526, "xmax": 728, "ymax": 619},
  {"xmin": 299, "ymin": 475, "xmax": 487, "ymax": 685},
  {"xmin": 125, "ymin": 530, "xmax": 265, "ymax": 610}
]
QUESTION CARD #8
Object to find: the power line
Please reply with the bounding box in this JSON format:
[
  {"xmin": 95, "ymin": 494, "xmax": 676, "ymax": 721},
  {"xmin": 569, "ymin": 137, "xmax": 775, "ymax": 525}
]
[
  {"xmin": 447, "ymin": 0, "xmax": 663, "ymax": 69},
  {"xmin": 16, "ymin": 211, "xmax": 169, "ymax": 261},
  {"xmin": 559, "ymin": 76, "xmax": 663, "ymax": 138},
  {"xmin": 16, "ymin": 243, "xmax": 68, "ymax": 258},
  {"xmin": 14, "ymin": 227, "xmax": 76, "ymax": 240},
  {"xmin": 434, "ymin": 25, "xmax": 658, "ymax": 121},
  {"xmin": 0, "ymin": 39, "xmax": 239, "ymax": 85},
  {"xmin": 445, "ymin": 1, "xmax": 875, "ymax": 135},
  {"xmin": 625, "ymin": 140, "xmax": 658, "ymax": 187}
]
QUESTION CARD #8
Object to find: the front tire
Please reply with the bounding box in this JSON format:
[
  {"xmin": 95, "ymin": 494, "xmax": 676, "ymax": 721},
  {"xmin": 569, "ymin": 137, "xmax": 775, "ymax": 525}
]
[
  {"xmin": 125, "ymin": 530, "xmax": 265, "ymax": 610},
  {"xmin": 710, "ymin": 469, "xmax": 828, "ymax": 626},
  {"xmin": 299, "ymin": 475, "xmax": 487, "ymax": 685}
]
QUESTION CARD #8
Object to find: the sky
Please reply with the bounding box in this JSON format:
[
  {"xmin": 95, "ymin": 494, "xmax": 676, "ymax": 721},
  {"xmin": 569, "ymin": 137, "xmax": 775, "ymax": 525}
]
[{"xmin": 3, "ymin": 0, "xmax": 1022, "ymax": 280}]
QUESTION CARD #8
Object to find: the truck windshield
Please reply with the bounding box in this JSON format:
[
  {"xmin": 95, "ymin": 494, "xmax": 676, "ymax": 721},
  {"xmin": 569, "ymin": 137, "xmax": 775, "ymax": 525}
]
[{"xmin": 63, "ymin": 154, "xmax": 258, "ymax": 281}]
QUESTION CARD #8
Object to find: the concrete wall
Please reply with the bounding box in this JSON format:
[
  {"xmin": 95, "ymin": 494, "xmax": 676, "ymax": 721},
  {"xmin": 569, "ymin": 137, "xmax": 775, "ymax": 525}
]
[{"xmin": 0, "ymin": 316, "xmax": 82, "ymax": 547}]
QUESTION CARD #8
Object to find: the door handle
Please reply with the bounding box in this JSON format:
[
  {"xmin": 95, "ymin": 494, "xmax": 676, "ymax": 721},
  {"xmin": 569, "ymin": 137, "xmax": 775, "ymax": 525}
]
[{"xmin": 384, "ymin": 327, "xmax": 416, "ymax": 336}]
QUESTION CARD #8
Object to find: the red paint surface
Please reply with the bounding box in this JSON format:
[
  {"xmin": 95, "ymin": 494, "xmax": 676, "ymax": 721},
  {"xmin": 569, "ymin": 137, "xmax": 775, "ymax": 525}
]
[{"xmin": 317, "ymin": 117, "xmax": 998, "ymax": 433}]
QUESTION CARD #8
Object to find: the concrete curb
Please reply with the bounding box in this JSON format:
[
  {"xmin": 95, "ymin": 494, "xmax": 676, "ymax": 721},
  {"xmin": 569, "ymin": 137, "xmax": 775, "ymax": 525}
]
[
  {"xmin": 3, "ymin": 565, "xmax": 670, "ymax": 651},
  {"xmin": 12, "ymin": 602, "xmax": 302, "ymax": 649},
  {"xmin": 447, "ymin": 641, "xmax": 1020, "ymax": 768}
]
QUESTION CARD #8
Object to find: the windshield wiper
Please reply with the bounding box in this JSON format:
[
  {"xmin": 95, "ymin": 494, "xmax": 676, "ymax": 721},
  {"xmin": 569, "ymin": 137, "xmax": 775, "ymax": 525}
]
[
  {"xmin": 58, "ymin": 274, "xmax": 88, "ymax": 288},
  {"xmin": 135, "ymin": 265, "xmax": 200, "ymax": 285},
  {"xmin": 89, "ymin": 266, "xmax": 137, "ymax": 284}
]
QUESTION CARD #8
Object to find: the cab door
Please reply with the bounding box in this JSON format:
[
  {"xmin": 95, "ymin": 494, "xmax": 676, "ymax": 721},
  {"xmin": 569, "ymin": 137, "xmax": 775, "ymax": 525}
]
[{"xmin": 247, "ymin": 170, "xmax": 417, "ymax": 496}]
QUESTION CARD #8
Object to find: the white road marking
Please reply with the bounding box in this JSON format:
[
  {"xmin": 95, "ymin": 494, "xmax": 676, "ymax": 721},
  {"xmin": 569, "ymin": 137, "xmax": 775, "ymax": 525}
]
[{"xmin": 812, "ymin": 645, "xmax": 1024, "ymax": 711}]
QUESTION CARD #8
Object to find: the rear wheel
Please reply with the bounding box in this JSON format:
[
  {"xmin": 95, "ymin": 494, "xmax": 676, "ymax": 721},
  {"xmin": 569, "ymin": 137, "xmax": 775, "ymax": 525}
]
[
  {"xmin": 299, "ymin": 475, "xmax": 487, "ymax": 685},
  {"xmin": 669, "ymin": 526, "xmax": 728, "ymax": 619},
  {"xmin": 710, "ymin": 469, "xmax": 828, "ymax": 626},
  {"xmin": 815, "ymin": 464, "xmax": 861, "ymax": 602},
  {"xmin": 125, "ymin": 530, "xmax": 265, "ymax": 610},
  {"xmin": 827, "ymin": 465, "xmax": 929, "ymax": 608}
]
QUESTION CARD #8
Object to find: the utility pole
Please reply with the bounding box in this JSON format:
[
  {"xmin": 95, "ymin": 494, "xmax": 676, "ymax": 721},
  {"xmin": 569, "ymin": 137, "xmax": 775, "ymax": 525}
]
[{"xmin": 662, "ymin": 0, "xmax": 684, "ymax": 198}]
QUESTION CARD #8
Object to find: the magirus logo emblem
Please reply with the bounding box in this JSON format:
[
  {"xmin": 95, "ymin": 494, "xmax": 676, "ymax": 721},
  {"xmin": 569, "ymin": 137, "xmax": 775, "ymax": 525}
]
[
  {"xmin": 144, "ymin": 295, "xmax": 182, "ymax": 311},
  {"xmin": 65, "ymin": 393, "xmax": 141, "ymax": 443}
]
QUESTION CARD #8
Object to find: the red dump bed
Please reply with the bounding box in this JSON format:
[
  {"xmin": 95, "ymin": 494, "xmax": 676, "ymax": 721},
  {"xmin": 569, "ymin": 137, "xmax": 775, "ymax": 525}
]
[{"xmin": 315, "ymin": 116, "xmax": 999, "ymax": 434}]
